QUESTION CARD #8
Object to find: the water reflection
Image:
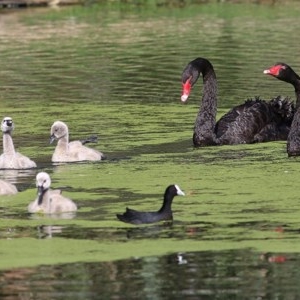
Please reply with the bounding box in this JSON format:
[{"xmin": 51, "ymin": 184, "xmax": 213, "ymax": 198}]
[
  {"xmin": 0, "ymin": 169, "xmax": 36, "ymax": 190},
  {"xmin": 0, "ymin": 249, "xmax": 297, "ymax": 299},
  {"xmin": 37, "ymin": 225, "xmax": 64, "ymax": 239},
  {"xmin": 28, "ymin": 212, "xmax": 77, "ymax": 220}
]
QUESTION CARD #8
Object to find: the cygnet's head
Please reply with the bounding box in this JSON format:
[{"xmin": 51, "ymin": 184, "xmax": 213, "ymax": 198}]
[
  {"xmin": 36, "ymin": 172, "xmax": 52, "ymax": 205},
  {"xmin": 1, "ymin": 117, "xmax": 14, "ymax": 133},
  {"xmin": 36, "ymin": 172, "xmax": 51, "ymax": 190},
  {"xmin": 50, "ymin": 121, "xmax": 68, "ymax": 143}
]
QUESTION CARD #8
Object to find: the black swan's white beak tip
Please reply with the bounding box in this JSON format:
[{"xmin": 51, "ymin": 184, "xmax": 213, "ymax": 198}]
[{"xmin": 181, "ymin": 94, "xmax": 189, "ymax": 102}]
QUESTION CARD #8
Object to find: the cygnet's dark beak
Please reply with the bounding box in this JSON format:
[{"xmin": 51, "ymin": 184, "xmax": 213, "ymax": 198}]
[
  {"xmin": 49, "ymin": 134, "xmax": 56, "ymax": 144},
  {"xmin": 37, "ymin": 185, "xmax": 45, "ymax": 205}
]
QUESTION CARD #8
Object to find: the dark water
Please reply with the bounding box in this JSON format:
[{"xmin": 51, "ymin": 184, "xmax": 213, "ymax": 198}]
[
  {"xmin": 1, "ymin": 249, "xmax": 298, "ymax": 299},
  {"xmin": 1, "ymin": 1, "xmax": 300, "ymax": 298}
]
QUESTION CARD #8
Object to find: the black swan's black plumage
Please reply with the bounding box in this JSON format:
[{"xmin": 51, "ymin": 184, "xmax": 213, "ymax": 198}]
[
  {"xmin": 264, "ymin": 62, "xmax": 300, "ymax": 156},
  {"xmin": 116, "ymin": 184, "xmax": 185, "ymax": 225},
  {"xmin": 181, "ymin": 57, "xmax": 295, "ymax": 147}
]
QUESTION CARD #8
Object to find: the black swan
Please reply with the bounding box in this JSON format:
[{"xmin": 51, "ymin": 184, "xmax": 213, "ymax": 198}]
[
  {"xmin": 264, "ymin": 63, "xmax": 300, "ymax": 156},
  {"xmin": 116, "ymin": 184, "xmax": 185, "ymax": 225},
  {"xmin": 181, "ymin": 57, "xmax": 295, "ymax": 147}
]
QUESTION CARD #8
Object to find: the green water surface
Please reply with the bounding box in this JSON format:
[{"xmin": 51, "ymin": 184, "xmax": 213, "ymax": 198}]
[{"xmin": 0, "ymin": 1, "xmax": 300, "ymax": 273}]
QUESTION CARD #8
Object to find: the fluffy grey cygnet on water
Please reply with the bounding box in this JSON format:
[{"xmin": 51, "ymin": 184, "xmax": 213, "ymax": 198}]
[
  {"xmin": 0, "ymin": 117, "xmax": 37, "ymax": 169},
  {"xmin": 28, "ymin": 172, "xmax": 77, "ymax": 214},
  {"xmin": 0, "ymin": 179, "xmax": 18, "ymax": 195},
  {"xmin": 50, "ymin": 120, "xmax": 105, "ymax": 162}
]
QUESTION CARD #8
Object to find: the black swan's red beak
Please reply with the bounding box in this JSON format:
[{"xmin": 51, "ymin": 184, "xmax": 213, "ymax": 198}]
[
  {"xmin": 181, "ymin": 77, "xmax": 192, "ymax": 103},
  {"xmin": 263, "ymin": 64, "xmax": 285, "ymax": 77}
]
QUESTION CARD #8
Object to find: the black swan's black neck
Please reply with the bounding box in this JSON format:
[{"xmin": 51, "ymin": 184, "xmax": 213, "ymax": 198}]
[
  {"xmin": 190, "ymin": 58, "xmax": 218, "ymax": 146},
  {"xmin": 292, "ymin": 77, "xmax": 300, "ymax": 109},
  {"xmin": 281, "ymin": 68, "xmax": 300, "ymax": 108},
  {"xmin": 191, "ymin": 58, "xmax": 216, "ymax": 79}
]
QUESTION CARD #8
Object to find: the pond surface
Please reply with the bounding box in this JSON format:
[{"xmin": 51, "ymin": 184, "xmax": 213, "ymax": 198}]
[
  {"xmin": 1, "ymin": 1, "xmax": 300, "ymax": 298},
  {"xmin": 1, "ymin": 249, "xmax": 300, "ymax": 299}
]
